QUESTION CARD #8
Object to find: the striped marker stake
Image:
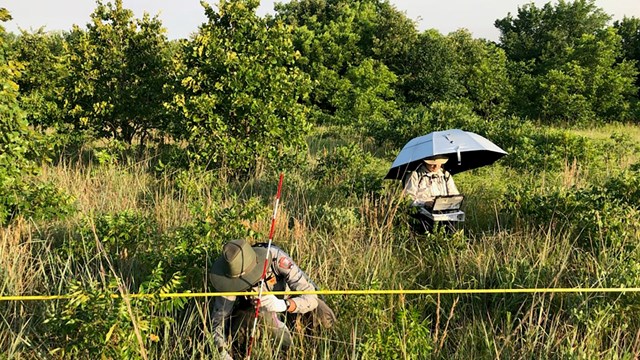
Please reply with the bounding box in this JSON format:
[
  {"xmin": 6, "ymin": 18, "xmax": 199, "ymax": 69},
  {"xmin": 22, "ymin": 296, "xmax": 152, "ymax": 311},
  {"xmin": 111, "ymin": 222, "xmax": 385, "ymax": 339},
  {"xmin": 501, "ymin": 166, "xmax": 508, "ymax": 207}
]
[{"xmin": 245, "ymin": 173, "xmax": 284, "ymax": 360}]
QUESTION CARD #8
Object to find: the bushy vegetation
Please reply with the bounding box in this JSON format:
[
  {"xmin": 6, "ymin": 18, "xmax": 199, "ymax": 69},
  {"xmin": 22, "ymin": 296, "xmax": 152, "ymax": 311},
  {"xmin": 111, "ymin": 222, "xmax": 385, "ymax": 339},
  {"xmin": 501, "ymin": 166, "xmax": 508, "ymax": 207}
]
[
  {"xmin": 2, "ymin": 0, "xmax": 640, "ymax": 359},
  {"xmin": 0, "ymin": 10, "xmax": 74, "ymax": 225}
]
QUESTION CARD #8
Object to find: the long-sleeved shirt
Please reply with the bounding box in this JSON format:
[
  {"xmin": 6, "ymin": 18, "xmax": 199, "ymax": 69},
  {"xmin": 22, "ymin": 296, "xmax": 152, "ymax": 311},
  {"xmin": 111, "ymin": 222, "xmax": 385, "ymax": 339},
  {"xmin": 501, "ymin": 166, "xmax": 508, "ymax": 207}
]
[
  {"xmin": 211, "ymin": 244, "xmax": 319, "ymax": 349},
  {"xmin": 403, "ymin": 164, "xmax": 459, "ymax": 207}
]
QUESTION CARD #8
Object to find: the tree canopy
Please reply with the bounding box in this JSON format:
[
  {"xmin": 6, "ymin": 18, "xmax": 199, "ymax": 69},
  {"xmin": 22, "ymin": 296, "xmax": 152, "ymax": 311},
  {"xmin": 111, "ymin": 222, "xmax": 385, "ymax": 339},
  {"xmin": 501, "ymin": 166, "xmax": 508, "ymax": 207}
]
[
  {"xmin": 496, "ymin": 0, "xmax": 638, "ymax": 123},
  {"xmin": 62, "ymin": 0, "xmax": 171, "ymax": 143},
  {"xmin": 168, "ymin": 0, "xmax": 312, "ymax": 173},
  {"xmin": 2, "ymin": 0, "xmax": 640, "ymax": 172}
]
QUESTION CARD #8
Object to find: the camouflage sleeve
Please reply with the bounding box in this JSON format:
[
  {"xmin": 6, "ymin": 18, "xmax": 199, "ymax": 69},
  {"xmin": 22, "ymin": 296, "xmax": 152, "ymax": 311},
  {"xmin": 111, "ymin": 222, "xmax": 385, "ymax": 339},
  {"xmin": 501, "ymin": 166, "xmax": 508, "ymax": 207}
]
[
  {"xmin": 212, "ymin": 295, "xmax": 236, "ymax": 350},
  {"xmin": 274, "ymin": 250, "xmax": 318, "ymax": 314}
]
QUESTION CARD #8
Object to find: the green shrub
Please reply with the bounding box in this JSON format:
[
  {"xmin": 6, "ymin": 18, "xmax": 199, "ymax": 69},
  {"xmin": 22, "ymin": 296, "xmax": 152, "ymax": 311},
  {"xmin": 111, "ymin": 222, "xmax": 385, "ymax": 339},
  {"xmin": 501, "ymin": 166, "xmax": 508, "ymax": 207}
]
[
  {"xmin": 604, "ymin": 167, "xmax": 640, "ymax": 205},
  {"xmin": 84, "ymin": 210, "xmax": 159, "ymax": 257},
  {"xmin": 90, "ymin": 140, "xmax": 131, "ymax": 166},
  {"xmin": 173, "ymin": 167, "xmax": 220, "ymax": 199},
  {"xmin": 598, "ymin": 132, "xmax": 640, "ymax": 170},
  {"xmin": 21, "ymin": 182, "xmax": 76, "ymax": 221},
  {"xmin": 377, "ymin": 102, "xmax": 481, "ymax": 149},
  {"xmin": 169, "ymin": 0, "xmax": 311, "ymax": 174},
  {"xmin": 504, "ymin": 170, "xmax": 640, "ymax": 251},
  {"xmin": 43, "ymin": 264, "xmax": 186, "ymax": 359},
  {"xmin": 371, "ymin": 104, "xmax": 430, "ymax": 148},
  {"xmin": 308, "ymin": 203, "xmax": 360, "ymax": 233},
  {"xmin": 314, "ymin": 144, "xmax": 386, "ymax": 197},
  {"xmin": 162, "ymin": 196, "xmax": 265, "ymax": 286},
  {"xmin": 359, "ymin": 304, "xmax": 433, "ymax": 359},
  {"xmin": 66, "ymin": 211, "xmax": 161, "ymax": 283},
  {"xmin": 0, "ymin": 24, "xmax": 76, "ymax": 225}
]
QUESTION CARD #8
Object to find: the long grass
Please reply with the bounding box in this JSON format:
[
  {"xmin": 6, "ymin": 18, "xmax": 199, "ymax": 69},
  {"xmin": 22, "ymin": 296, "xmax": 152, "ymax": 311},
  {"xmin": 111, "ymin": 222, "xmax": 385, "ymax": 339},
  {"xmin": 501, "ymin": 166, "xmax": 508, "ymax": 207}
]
[{"xmin": 2, "ymin": 125, "xmax": 640, "ymax": 359}]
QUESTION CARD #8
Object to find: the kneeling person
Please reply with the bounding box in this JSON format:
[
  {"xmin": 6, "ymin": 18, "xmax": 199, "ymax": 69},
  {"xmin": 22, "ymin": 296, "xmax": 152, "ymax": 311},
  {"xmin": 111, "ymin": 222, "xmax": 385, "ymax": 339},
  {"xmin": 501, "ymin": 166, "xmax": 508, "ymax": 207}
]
[{"xmin": 210, "ymin": 239, "xmax": 336, "ymax": 359}]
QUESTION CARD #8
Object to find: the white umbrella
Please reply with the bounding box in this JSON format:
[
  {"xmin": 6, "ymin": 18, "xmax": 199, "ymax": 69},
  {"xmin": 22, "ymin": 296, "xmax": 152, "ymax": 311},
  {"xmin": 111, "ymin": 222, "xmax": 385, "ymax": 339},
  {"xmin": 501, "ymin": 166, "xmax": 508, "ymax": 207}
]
[{"xmin": 385, "ymin": 129, "xmax": 508, "ymax": 180}]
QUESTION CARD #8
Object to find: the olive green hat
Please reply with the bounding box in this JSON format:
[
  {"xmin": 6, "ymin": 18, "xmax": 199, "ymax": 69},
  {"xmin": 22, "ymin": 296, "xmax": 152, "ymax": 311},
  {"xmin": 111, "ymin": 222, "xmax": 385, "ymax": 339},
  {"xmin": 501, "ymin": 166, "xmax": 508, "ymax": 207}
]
[{"xmin": 209, "ymin": 239, "xmax": 268, "ymax": 292}]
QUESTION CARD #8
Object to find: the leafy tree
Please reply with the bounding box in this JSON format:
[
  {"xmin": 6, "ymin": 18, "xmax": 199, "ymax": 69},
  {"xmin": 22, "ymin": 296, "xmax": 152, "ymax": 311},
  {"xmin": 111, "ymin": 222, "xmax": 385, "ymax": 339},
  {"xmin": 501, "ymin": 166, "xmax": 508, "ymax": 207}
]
[
  {"xmin": 168, "ymin": 0, "xmax": 311, "ymax": 173},
  {"xmin": 277, "ymin": 0, "xmax": 416, "ymax": 70},
  {"xmin": 496, "ymin": 0, "xmax": 611, "ymax": 71},
  {"xmin": 614, "ymin": 17, "xmax": 640, "ymax": 106},
  {"xmin": 364, "ymin": 0, "xmax": 418, "ymax": 71},
  {"xmin": 495, "ymin": 0, "xmax": 638, "ymax": 123},
  {"xmin": 277, "ymin": 0, "xmax": 365, "ymax": 72},
  {"xmin": 615, "ymin": 17, "xmax": 640, "ymax": 74},
  {"xmin": 391, "ymin": 28, "xmax": 512, "ymax": 119},
  {"xmin": 535, "ymin": 28, "xmax": 637, "ymax": 122},
  {"xmin": 331, "ymin": 58, "xmax": 400, "ymax": 133},
  {"xmin": 0, "ymin": 9, "xmax": 74, "ymax": 225},
  {"xmin": 275, "ymin": 0, "xmax": 415, "ymax": 125},
  {"xmin": 400, "ymin": 29, "xmax": 462, "ymax": 106},
  {"xmin": 12, "ymin": 30, "xmax": 67, "ymax": 129},
  {"xmin": 278, "ymin": 2, "xmax": 509, "ymax": 121},
  {"xmin": 0, "ymin": 8, "xmax": 33, "ymax": 223},
  {"xmin": 62, "ymin": 0, "xmax": 171, "ymax": 144},
  {"xmin": 448, "ymin": 30, "xmax": 512, "ymax": 118}
]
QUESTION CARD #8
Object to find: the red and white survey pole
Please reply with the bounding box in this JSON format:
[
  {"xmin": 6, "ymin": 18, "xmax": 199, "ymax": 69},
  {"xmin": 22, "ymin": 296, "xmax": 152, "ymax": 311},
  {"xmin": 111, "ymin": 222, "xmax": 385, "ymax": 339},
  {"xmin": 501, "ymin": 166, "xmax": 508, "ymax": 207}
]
[{"xmin": 245, "ymin": 172, "xmax": 284, "ymax": 360}]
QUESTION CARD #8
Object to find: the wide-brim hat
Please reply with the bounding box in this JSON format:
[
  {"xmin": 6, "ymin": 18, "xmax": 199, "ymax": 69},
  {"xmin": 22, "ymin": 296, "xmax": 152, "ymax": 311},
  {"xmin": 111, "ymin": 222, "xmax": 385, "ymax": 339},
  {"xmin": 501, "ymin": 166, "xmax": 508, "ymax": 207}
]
[
  {"xmin": 210, "ymin": 239, "xmax": 268, "ymax": 292},
  {"xmin": 424, "ymin": 155, "xmax": 449, "ymax": 165}
]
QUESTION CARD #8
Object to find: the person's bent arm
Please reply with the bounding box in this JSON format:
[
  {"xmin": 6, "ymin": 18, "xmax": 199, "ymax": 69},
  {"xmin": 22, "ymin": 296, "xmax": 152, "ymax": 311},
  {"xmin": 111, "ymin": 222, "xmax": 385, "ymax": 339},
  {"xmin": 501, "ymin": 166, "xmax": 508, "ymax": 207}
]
[
  {"xmin": 212, "ymin": 295, "xmax": 236, "ymax": 352},
  {"xmin": 277, "ymin": 253, "xmax": 318, "ymax": 313}
]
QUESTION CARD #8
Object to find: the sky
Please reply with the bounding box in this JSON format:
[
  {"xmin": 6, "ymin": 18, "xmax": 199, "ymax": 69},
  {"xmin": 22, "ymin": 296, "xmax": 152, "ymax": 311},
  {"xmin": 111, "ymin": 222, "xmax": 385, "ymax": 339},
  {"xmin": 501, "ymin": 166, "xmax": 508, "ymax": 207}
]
[{"xmin": 3, "ymin": 0, "xmax": 640, "ymax": 41}]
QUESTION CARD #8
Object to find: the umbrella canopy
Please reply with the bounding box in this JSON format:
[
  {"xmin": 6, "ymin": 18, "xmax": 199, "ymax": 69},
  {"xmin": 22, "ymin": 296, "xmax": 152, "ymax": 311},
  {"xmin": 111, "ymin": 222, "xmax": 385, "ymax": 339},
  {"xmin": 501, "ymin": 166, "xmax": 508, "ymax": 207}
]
[{"xmin": 385, "ymin": 129, "xmax": 508, "ymax": 180}]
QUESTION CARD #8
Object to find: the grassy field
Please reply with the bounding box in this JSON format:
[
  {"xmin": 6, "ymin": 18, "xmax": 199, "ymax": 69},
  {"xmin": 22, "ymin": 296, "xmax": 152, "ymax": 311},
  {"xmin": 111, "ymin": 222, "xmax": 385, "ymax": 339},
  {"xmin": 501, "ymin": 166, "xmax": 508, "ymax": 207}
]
[{"xmin": 2, "ymin": 123, "xmax": 640, "ymax": 359}]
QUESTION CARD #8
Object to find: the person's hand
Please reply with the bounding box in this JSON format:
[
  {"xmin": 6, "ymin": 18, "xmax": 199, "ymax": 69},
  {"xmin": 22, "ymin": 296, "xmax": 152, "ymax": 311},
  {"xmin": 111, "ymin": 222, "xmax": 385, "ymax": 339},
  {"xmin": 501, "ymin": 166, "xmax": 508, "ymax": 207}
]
[{"xmin": 258, "ymin": 294, "xmax": 287, "ymax": 312}]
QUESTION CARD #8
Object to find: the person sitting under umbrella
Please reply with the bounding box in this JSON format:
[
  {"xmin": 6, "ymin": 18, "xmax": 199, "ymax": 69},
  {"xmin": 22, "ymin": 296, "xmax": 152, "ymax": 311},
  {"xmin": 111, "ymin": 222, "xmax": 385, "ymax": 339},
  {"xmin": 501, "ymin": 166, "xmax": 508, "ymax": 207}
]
[
  {"xmin": 403, "ymin": 155, "xmax": 459, "ymax": 232},
  {"xmin": 404, "ymin": 155, "xmax": 459, "ymax": 206}
]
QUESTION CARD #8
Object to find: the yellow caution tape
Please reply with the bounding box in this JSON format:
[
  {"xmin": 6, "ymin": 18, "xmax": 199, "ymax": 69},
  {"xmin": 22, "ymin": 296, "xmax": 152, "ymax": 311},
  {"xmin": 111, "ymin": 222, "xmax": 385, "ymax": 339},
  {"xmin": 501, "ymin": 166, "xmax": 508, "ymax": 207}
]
[{"xmin": 2, "ymin": 287, "xmax": 640, "ymax": 301}]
